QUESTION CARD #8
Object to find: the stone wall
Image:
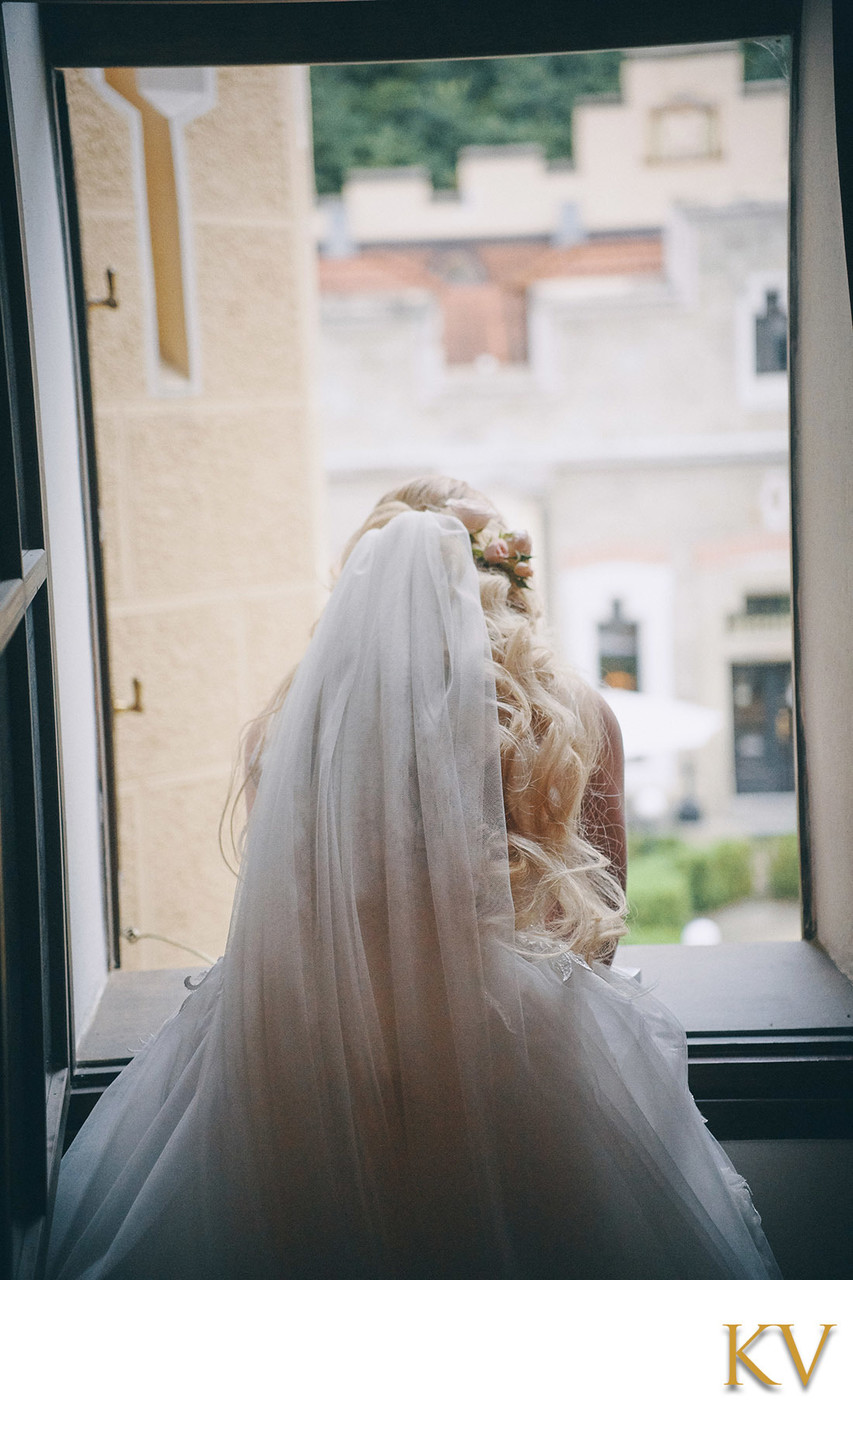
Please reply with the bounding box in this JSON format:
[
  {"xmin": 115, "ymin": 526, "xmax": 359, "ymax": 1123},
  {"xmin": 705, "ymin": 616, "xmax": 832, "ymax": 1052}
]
[{"xmin": 67, "ymin": 67, "xmax": 326, "ymax": 969}]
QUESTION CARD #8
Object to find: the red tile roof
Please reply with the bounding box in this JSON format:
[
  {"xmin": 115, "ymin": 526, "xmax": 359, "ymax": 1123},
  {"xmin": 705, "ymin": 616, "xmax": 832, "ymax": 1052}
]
[{"xmin": 318, "ymin": 236, "xmax": 663, "ymax": 364}]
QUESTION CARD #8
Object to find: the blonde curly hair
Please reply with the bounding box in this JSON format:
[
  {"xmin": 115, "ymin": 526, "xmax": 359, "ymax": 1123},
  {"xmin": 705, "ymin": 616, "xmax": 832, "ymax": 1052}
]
[{"xmin": 230, "ymin": 477, "xmax": 627, "ymax": 961}]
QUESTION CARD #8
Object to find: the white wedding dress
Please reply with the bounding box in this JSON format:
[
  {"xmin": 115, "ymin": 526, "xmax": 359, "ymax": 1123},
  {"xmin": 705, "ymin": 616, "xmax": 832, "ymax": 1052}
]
[{"xmin": 47, "ymin": 512, "xmax": 780, "ymax": 1279}]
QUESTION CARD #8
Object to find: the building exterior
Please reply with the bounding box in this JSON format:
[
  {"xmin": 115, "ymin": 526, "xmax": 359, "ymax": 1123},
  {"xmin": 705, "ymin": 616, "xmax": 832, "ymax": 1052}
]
[
  {"xmin": 317, "ymin": 44, "xmax": 787, "ymax": 248},
  {"xmin": 315, "ymin": 44, "xmax": 793, "ymax": 831},
  {"xmin": 66, "ymin": 66, "xmax": 327, "ymax": 977}
]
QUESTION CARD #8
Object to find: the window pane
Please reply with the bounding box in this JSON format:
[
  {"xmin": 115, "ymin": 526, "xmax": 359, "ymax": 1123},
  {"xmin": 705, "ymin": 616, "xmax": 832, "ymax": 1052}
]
[
  {"xmin": 66, "ymin": 37, "xmax": 796, "ymax": 1065},
  {"xmin": 313, "ymin": 39, "xmax": 796, "ymax": 950}
]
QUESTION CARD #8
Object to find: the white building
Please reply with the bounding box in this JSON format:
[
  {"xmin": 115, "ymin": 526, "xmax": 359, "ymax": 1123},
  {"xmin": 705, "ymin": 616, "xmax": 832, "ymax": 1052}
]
[
  {"xmin": 317, "ymin": 43, "xmax": 787, "ymax": 248},
  {"xmin": 316, "ymin": 44, "xmax": 793, "ymax": 833}
]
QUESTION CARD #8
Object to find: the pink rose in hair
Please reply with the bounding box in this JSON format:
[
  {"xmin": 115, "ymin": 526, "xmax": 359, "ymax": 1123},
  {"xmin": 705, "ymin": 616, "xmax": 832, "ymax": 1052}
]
[
  {"xmin": 482, "ymin": 538, "xmax": 510, "ymax": 563},
  {"xmin": 446, "ymin": 498, "xmax": 495, "ymax": 534},
  {"xmin": 505, "ymin": 530, "xmax": 533, "ymax": 558},
  {"xmin": 514, "ymin": 561, "xmax": 533, "ymax": 579}
]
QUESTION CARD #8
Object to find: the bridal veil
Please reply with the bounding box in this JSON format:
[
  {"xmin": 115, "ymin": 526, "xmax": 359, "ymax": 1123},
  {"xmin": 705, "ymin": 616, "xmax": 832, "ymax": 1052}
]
[{"xmin": 48, "ymin": 511, "xmax": 779, "ymax": 1278}]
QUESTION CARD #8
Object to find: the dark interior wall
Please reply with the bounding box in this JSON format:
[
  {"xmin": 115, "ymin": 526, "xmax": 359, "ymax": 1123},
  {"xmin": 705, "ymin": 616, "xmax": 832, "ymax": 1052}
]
[{"xmin": 724, "ymin": 1141, "xmax": 853, "ymax": 1277}]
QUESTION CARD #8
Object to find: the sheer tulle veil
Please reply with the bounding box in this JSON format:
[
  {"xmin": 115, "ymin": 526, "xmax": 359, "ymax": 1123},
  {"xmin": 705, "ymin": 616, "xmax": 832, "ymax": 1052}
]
[{"xmin": 47, "ymin": 511, "xmax": 780, "ymax": 1278}]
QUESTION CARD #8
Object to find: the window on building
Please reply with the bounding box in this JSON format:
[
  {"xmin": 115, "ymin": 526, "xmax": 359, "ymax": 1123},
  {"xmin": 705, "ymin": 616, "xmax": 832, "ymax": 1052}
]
[
  {"xmin": 597, "ymin": 599, "xmax": 640, "ymax": 691},
  {"xmin": 736, "ymin": 271, "xmax": 789, "ymax": 408},
  {"xmin": 731, "ymin": 660, "xmax": 795, "ymax": 793},
  {"xmin": 647, "ymin": 99, "xmax": 720, "ymax": 163},
  {"xmin": 755, "ymin": 288, "xmax": 788, "ymax": 373},
  {"xmin": 745, "ymin": 591, "xmax": 791, "ymax": 616}
]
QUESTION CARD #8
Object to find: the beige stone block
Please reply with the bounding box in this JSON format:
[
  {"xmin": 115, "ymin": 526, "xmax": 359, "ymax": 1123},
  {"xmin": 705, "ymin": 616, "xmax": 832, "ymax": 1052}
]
[
  {"xmin": 66, "ymin": 70, "xmax": 137, "ymax": 216},
  {"xmin": 185, "ymin": 67, "xmax": 293, "ymax": 221},
  {"xmin": 110, "ymin": 603, "xmax": 244, "ymax": 784},
  {"xmin": 134, "ymin": 774, "xmax": 237, "ymax": 965},
  {"xmin": 81, "ymin": 216, "xmax": 150, "ymax": 403},
  {"xmin": 194, "ymin": 222, "xmax": 307, "ymax": 400},
  {"xmin": 122, "ymin": 408, "xmax": 320, "ymax": 598}
]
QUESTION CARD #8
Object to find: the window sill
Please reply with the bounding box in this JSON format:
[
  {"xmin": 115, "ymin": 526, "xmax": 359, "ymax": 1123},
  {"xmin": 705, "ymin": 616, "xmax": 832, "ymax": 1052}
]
[
  {"xmin": 76, "ymin": 966, "xmax": 200, "ymax": 1065},
  {"xmin": 69, "ymin": 943, "xmax": 853, "ymax": 1146},
  {"xmin": 616, "ymin": 939, "xmax": 853, "ymax": 1138},
  {"xmin": 616, "ymin": 938, "xmax": 853, "ymax": 1035}
]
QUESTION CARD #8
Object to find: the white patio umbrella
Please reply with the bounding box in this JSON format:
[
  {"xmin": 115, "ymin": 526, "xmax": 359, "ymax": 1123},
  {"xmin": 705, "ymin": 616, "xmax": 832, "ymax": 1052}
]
[{"xmin": 599, "ymin": 687, "xmax": 724, "ymax": 761}]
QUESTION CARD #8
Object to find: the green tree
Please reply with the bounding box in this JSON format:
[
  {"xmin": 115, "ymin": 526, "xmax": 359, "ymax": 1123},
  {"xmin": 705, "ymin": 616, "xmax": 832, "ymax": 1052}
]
[
  {"xmin": 310, "ymin": 55, "xmax": 622, "ymax": 195},
  {"xmin": 309, "ymin": 42, "xmax": 790, "ymax": 197}
]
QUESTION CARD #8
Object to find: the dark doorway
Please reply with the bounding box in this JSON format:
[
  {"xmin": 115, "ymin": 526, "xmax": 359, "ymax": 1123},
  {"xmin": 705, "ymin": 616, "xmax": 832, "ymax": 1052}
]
[{"xmin": 732, "ymin": 661, "xmax": 794, "ymax": 792}]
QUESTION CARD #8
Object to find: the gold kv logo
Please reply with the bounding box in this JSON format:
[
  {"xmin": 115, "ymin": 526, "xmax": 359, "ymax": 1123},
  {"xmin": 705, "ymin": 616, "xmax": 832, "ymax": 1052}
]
[{"xmin": 725, "ymin": 1324, "xmax": 835, "ymax": 1387}]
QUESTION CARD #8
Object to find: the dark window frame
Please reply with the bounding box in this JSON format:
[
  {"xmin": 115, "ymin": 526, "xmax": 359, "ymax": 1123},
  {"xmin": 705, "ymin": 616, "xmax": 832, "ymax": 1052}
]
[
  {"xmin": 0, "ymin": 22, "xmax": 72, "ymax": 1279},
  {"xmin": 51, "ymin": 68, "xmax": 121, "ymax": 979},
  {"xmin": 39, "ymin": 1, "xmax": 801, "ymax": 70}
]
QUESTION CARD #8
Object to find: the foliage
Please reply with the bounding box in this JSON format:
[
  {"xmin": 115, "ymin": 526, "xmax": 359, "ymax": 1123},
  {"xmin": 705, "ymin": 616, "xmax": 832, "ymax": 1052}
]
[
  {"xmin": 310, "ymin": 53, "xmax": 622, "ymax": 195},
  {"xmin": 768, "ymin": 833, "xmax": 800, "ymax": 900},
  {"xmin": 624, "ymin": 831, "xmax": 800, "ymax": 943},
  {"xmin": 627, "ymin": 850, "xmax": 693, "ymax": 934},
  {"xmin": 621, "ymin": 924, "xmax": 683, "ymax": 947},
  {"xmin": 628, "ymin": 833, "xmax": 683, "ymax": 861},
  {"xmin": 683, "ymin": 840, "xmax": 753, "ymax": 914},
  {"xmin": 310, "ymin": 43, "xmax": 789, "ymax": 197}
]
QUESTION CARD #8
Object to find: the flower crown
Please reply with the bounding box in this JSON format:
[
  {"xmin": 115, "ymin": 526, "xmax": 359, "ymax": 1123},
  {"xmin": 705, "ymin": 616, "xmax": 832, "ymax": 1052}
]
[{"xmin": 445, "ymin": 499, "xmax": 533, "ymax": 590}]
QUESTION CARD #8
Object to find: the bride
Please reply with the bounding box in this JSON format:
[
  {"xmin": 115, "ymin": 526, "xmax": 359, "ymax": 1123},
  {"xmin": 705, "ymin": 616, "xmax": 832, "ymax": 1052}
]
[{"xmin": 47, "ymin": 479, "xmax": 780, "ymax": 1279}]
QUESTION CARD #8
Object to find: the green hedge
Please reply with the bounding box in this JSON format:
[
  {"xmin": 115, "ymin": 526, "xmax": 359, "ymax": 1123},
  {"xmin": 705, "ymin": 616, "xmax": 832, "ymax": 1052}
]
[
  {"xmin": 621, "ymin": 923, "xmax": 683, "ymax": 947},
  {"xmin": 624, "ymin": 834, "xmax": 799, "ymax": 941},
  {"xmin": 768, "ymin": 834, "xmax": 800, "ymax": 900},
  {"xmin": 627, "ymin": 852, "xmax": 692, "ymax": 933},
  {"xmin": 683, "ymin": 840, "xmax": 753, "ymax": 913}
]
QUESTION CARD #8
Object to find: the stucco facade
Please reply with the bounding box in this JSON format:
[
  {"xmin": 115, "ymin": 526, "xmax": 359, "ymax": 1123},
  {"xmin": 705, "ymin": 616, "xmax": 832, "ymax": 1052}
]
[{"xmin": 67, "ymin": 66, "xmax": 326, "ymax": 970}]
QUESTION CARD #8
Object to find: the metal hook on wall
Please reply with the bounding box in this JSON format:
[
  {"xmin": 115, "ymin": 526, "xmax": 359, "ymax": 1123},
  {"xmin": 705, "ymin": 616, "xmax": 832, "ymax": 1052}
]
[
  {"xmin": 87, "ymin": 267, "xmax": 119, "ymax": 310},
  {"xmin": 113, "ymin": 677, "xmax": 144, "ymax": 714}
]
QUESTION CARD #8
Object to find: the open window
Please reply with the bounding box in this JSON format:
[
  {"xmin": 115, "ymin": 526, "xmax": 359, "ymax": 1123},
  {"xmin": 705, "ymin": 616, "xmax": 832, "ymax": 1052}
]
[{"xmin": 3, "ymin": 0, "xmax": 853, "ymax": 1278}]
